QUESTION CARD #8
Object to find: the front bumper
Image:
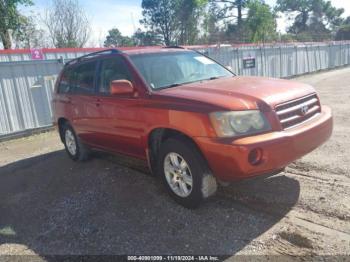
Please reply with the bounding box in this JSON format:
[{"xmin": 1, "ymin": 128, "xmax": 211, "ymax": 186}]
[{"xmin": 195, "ymin": 106, "xmax": 333, "ymax": 182}]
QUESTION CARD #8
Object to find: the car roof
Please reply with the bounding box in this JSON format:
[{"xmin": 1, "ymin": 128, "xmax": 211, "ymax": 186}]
[
  {"xmin": 123, "ymin": 47, "xmax": 191, "ymax": 55},
  {"xmin": 63, "ymin": 47, "xmax": 192, "ymax": 67}
]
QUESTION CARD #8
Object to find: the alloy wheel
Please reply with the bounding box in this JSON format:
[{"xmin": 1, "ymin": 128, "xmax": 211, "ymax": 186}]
[{"xmin": 163, "ymin": 152, "xmax": 193, "ymax": 197}]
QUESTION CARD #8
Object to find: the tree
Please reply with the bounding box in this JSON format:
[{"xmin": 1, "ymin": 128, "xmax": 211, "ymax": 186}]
[
  {"xmin": 12, "ymin": 14, "xmax": 47, "ymax": 48},
  {"xmin": 140, "ymin": 0, "xmax": 180, "ymax": 45},
  {"xmin": 201, "ymin": 5, "xmax": 222, "ymax": 43},
  {"xmin": 0, "ymin": 0, "xmax": 33, "ymax": 49},
  {"xmin": 177, "ymin": 0, "xmax": 207, "ymax": 45},
  {"xmin": 209, "ymin": 0, "xmax": 248, "ymax": 28},
  {"xmin": 336, "ymin": 17, "xmax": 350, "ymax": 40},
  {"xmin": 132, "ymin": 28, "xmax": 162, "ymax": 46},
  {"xmin": 208, "ymin": 0, "xmax": 254, "ymax": 42},
  {"xmin": 43, "ymin": 0, "xmax": 90, "ymax": 48},
  {"xmin": 336, "ymin": 25, "xmax": 350, "ymax": 40},
  {"xmin": 246, "ymin": 0, "xmax": 276, "ymax": 42},
  {"xmin": 104, "ymin": 28, "xmax": 135, "ymax": 47},
  {"xmin": 140, "ymin": 0, "xmax": 208, "ymax": 45},
  {"xmin": 276, "ymin": 0, "xmax": 344, "ymax": 41}
]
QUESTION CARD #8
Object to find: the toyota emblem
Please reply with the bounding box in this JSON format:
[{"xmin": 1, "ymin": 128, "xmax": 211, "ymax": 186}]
[{"xmin": 300, "ymin": 105, "xmax": 309, "ymax": 115}]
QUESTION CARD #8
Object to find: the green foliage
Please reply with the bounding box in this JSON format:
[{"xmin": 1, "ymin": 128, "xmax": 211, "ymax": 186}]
[
  {"xmin": 280, "ymin": 33, "xmax": 296, "ymax": 42},
  {"xmin": 44, "ymin": 0, "xmax": 90, "ymax": 48},
  {"xmin": 295, "ymin": 32, "xmax": 314, "ymax": 42},
  {"xmin": 140, "ymin": 0, "xmax": 207, "ymax": 45},
  {"xmin": 207, "ymin": 0, "xmax": 249, "ymax": 42},
  {"xmin": 336, "ymin": 25, "xmax": 350, "ymax": 40},
  {"xmin": 201, "ymin": 7, "xmax": 220, "ymax": 44},
  {"xmin": 177, "ymin": 0, "xmax": 207, "ymax": 45},
  {"xmin": 335, "ymin": 16, "xmax": 350, "ymax": 41},
  {"xmin": 209, "ymin": 0, "xmax": 248, "ymax": 25},
  {"xmin": 140, "ymin": 0, "xmax": 179, "ymax": 45},
  {"xmin": 246, "ymin": 0, "xmax": 276, "ymax": 42},
  {"xmin": 276, "ymin": 0, "xmax": 344, "ymax": 41},
  {"xmin": 104, "ymin": 28, "xmax": 135, "ymax": 47},
  {"xmin": 133, "ymin": 29, "xmax": 162, "ymax": 46},
  {"xmin": 207, "ymin": 0, "xmax": 278, "ymax": 43},
  {"xmin": 0, "ymin": 0, "xmax": 33, "ymax": 49},
  {"xmin": 12, "ymin": 14, "xmax": 46, "ymax": 48}
]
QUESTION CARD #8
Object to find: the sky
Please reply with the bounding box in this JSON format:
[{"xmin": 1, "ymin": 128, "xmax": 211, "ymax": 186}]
[{"xmin": 21, "ymin": 0, "xmax": 350, "ymax": 47}]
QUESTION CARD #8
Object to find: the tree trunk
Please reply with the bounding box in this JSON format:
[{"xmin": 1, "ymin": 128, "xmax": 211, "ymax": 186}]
[
  {"xmin": 1, "ymin": 30, "xmax": 12, "ymax": 49},
  {"xmin": 301, "ymin": 11, "xmax": 308, "ymax": 32},
  {"xmin": 237, "ymin": 0, "xmax": 243, "ymax": 27}
]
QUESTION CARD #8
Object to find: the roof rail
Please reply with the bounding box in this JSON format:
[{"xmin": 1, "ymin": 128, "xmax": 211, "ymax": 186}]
[
  {"xmin": 163, "ymin": 45, "xmax": 185, "ymax": 49},
  {"xmin": 65, "ymin": 48, "xmax": 121, "ymax": 66}
]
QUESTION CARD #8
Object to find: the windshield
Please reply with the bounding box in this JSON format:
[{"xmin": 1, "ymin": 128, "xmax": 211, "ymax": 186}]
[{"xmin": 129, "ymin": 51, "xmax": 234, "ymax": 90}]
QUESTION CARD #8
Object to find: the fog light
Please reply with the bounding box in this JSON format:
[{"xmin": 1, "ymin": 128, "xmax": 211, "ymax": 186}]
[{"xmin": 248, "ymin": 148, "xmax": 263, "ymax": 166}]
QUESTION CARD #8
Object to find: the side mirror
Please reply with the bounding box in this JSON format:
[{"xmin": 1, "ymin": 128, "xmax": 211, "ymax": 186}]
[{"xmin": 110, "ymin": 80, "xmax": 134, "ymax": 95}]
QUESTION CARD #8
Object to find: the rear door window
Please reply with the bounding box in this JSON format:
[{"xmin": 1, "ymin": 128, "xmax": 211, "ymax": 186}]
[
  {"xmin": 58, "ymin": 66, "xmax": 75, "ymax": 94},
  {"xmin": 98, "ymin": 57, "xmax": 132, "ymax": 94},
  {"xmin": 74, "ymin": 61, "xmax": 98, "ymax": 94}
]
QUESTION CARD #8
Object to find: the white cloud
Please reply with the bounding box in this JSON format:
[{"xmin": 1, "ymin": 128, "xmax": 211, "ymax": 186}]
[{"xmin": 330, "ymin": 0, "xmax": 350, "ymax": 16}]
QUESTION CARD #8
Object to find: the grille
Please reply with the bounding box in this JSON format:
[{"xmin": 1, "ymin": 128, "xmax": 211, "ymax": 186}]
[{"xmin": 275, "ymin": 94, "xmax": 321, "ymax": 129}]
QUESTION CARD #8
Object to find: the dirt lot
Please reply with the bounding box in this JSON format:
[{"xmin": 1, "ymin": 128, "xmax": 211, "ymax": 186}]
[{"xmin": 0, "ymin": 68, "xmax": 349, "ymax": 259}]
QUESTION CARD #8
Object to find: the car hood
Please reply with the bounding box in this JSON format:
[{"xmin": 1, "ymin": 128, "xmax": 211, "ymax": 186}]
[{"xmin": 156, "ymin": 76, "xmax": 316, "ymax": 111}]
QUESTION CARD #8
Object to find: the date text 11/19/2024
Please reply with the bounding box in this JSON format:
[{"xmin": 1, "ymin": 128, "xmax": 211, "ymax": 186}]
[{"xmin": 127, "ymin": 255, "xmax": 221, "ymax": 261}]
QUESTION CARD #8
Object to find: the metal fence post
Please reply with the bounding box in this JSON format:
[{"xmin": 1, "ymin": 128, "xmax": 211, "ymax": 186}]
[
  {"xmin": 305, "ymin": 44, "xmax": 310, "ymax": 73},
  {"xmin": 329, "ymin": 43, "xmax": 333, "ymax": 69},
  {"xmin": 279, "ymin": 46, "xmax": 283, "ymax": 78}
]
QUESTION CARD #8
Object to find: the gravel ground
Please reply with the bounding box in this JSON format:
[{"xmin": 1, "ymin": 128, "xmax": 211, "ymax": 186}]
[{"xmin": 0, "ymin": 68, "xmax": 349, "ymax": 259}]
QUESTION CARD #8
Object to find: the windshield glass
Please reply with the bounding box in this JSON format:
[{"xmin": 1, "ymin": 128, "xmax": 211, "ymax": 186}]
[{"xmin": 129, "ymin": 51, "xmax": 234, "ymax": 90}]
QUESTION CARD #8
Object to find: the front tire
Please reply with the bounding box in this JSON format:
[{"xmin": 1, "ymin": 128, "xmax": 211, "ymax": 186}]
[
  {"xmin": 62, "ymin": 123, "xmax": 89, "ymax": 161},
  {"xmin": 157, "ymin": 137, "xmax": 217, "ymax": 208}
]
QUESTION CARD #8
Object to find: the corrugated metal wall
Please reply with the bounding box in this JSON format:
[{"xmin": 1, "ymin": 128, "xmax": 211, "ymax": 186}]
[
  {"xmin": 1, "ymin": 42, "xmax": 349, "ymax": 138},
  {"xmin": 203, "ymin": 42, "xmax": 350, "ymax": 78},
  {"xmin": 0, "ymin": 60, "xmax": 62, "ymax": 136},
  {"xmin": 0, "ymin": 49, "xmax": 98, "ymax": 62}
]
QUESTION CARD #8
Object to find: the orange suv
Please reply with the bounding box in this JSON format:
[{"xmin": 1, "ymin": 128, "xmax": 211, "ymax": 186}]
[{"xmin": 52, "ymin": 47, "xmax": 333, "ymax": 208}]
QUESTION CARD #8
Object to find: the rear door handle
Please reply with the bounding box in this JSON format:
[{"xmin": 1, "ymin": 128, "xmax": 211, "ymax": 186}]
[
  {"xmin": 59, "ymin": 97, "xmax": 71, "ymax": 104},
  {"xmin": 95, "ymin": 98, "xmax": 101, "ymax": 107}
]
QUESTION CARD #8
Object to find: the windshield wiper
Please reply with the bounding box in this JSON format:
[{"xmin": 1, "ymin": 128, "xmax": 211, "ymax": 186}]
[
  {"xmin": 157, "ymin": 83, "xmax": 183, "ymax": 90},
  {"xmin": 200, "ymin": 76, "xmax": 220, "ymax": 82},
  {"xmin": 202, "ymin": 75, "xmax": 234, "ymax": 82},
  {"xmin": 157, "ymin": 76, "xmax": 226, "ymax": 90}
]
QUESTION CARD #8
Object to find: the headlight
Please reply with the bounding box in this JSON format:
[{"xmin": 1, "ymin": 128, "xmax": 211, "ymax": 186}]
[{"xmin": 209, "ymin": 110, "xmax": 271, "ymax": 137}]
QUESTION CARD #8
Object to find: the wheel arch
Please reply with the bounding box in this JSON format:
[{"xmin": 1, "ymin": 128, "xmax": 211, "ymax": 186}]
[
  {"xmin": 57, "ymin": 117, "xmax": 69, "ymax": 142},
  {"xmin": 147, "ymin": 127, "xmax": 209, "ymax": 174}
]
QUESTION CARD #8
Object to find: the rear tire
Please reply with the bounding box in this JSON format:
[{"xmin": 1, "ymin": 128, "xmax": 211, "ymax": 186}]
[
  {"xmin": 62, "ymin": 123, "xmax": 90, "ymax": 161},
  {"xmin": 157, "ymin": 137, "xmax": 217, "ymax": 208}
]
